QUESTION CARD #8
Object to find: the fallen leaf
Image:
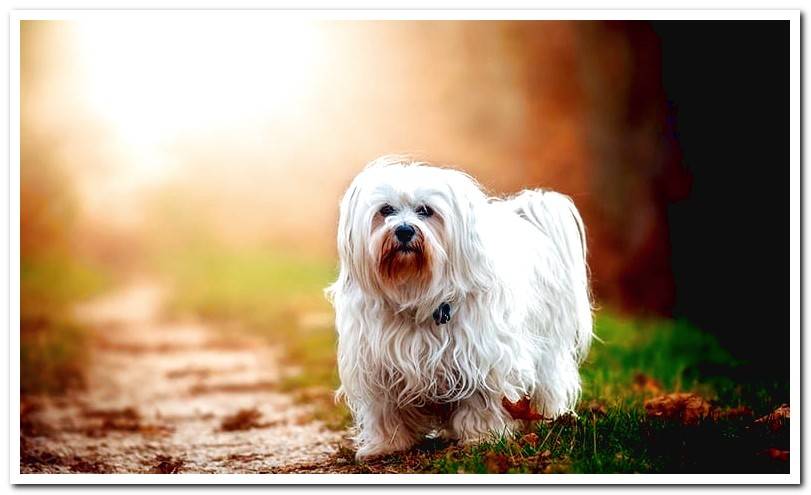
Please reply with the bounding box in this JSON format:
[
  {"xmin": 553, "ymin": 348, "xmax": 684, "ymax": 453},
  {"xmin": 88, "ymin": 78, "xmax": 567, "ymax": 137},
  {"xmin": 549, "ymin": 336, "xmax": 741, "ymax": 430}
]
[
  {"xmin": 586, "ymin": 400, "xmax": 608, "ymax": 417},
  {"xmin": 644, "ymin": 393, "xmax": 712, "ymax": 425},
  {"xmin": 755, "ymin": 404, "xmax": 790, "ymax": 432},
  {"xmin": 528, "ymin": 449, "xmax": 552, "ymax": 472},
  {"xmin": 519, "ymin": 432, "xmax": 539, "ymax": 447},
  {"xmin": 543, "ymin": 460, "xmax": 571, "ymax": 474},
  {"xmin": 632, "ymin": 373, "xmax": 663, "ymax": 394},
  {"xmin": 502, "ymin": 396, "xmax": 545, "ymax": 421},
  {"xmin": 762, "ymin": 448, "xmax": 789, "ymax": 462},
  {"xmin": 220, "ymin": 408, "xmax": 265, "ymax": 432},
  {"xmin": 712, "ymin": 405, "xmax": 753, "ymax": 420},
  {"xmin": 484, "ymin": 452, "xmax": 510, "ymax": 473}
]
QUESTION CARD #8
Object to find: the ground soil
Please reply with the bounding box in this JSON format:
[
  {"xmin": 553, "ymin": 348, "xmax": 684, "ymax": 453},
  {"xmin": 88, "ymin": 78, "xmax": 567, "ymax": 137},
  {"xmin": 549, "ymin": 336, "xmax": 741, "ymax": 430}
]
[{"xmin": 20, "ymin": 282, "xmax": 346, "ymax": 474}]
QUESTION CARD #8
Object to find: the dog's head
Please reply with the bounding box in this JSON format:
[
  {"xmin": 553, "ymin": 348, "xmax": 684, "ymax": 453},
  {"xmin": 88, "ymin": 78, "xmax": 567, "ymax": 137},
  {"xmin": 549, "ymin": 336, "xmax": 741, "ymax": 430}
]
[{"xmin": 332, "ymin": 156, "xmax": 491, "ymax": 307}]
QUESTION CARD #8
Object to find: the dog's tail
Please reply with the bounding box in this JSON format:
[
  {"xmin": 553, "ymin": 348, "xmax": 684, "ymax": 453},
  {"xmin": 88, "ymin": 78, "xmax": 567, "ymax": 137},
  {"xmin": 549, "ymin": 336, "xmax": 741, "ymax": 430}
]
[{"xmin": 505, "ymin": 189, "xmax": 593, "ymax": 362}]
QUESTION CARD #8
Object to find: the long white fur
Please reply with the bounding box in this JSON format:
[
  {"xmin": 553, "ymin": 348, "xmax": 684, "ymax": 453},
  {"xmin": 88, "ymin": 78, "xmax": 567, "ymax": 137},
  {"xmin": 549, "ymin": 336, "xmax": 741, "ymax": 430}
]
[{"xmin": 326, "ymin": 156, "xmax": 593, "ymax": 459}]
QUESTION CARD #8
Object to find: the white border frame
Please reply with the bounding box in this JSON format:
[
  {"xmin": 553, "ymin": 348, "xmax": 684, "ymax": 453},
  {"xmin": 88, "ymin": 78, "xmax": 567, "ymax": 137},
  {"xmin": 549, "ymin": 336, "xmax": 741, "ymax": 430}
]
[{"xmin": 10, "ymin": 9, "xmax": 801, "ymax": 485}]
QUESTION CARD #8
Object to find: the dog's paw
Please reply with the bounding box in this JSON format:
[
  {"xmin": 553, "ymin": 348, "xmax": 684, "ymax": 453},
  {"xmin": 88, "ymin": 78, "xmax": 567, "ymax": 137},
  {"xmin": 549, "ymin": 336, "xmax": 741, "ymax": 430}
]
[
  {"xmin": 432, "ymin": 302, "xmax": 452, "ymax": 325},
  {"xmin": 433, "ymin": 428, "xmax": 459, "ymax": 442},
  {"xmin": 355, "ymin": 442, "xmax": 406, "ymax": 461}
]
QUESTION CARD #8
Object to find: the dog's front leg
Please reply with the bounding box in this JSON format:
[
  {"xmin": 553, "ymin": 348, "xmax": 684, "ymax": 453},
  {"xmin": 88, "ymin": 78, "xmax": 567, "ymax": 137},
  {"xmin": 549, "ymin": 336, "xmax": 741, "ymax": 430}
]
[
  {"xmin": 354, "ymin": 401, "xmax": 423, "ymax": 460},
  {"xmin": 450, "ymin": 393, "xmax": 520, "ymax": 445}
]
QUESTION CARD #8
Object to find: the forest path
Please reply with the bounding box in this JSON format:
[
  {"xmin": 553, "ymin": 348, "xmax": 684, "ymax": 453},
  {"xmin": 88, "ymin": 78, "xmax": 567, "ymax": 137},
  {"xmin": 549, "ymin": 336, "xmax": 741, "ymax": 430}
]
[{"xmin": 20, "ymin": 281, "xmax": 342, "ymax": 474}]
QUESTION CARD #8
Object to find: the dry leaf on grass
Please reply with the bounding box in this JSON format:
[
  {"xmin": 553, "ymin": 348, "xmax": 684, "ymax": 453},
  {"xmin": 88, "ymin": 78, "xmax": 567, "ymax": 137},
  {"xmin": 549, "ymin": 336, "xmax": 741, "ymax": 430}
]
[
  {"xmin": 586, "ymin": 400, "xmax": 608, "ymax": 417},
  {"xmin": 761, "ymin": 448, "xmax": 789, "ymax": 462},
  {"xmin": 502, "ymin": 396, "xmax": 545, "ymax": 421},
  {"xmin": 524, "ymin": 449, "xmax": 553, "ymax": 472},
  {"xmin": 712, "ymin": 405, "xmax": 753, "ymax": 420},
  {"xmin": 519, "ymin": 432, "xmax": 540, "ymax": 447},
  {"xmin": 538, "ymin": 449, "xmax": 552, "ymax": 465},
  {"xmin": 632, "ymin": 372, "xmax": 663, "ymax": 394},
  {"xmin": 755, "ymin": 404, "xmax": 790, "ymax": 432},
  {"xmin": 484, "ymin": 452, "xmax": 510, "ymax": 473},
  {"xmin": 643, "ymin": 393, "xmax": 712, "ymax": 425}
]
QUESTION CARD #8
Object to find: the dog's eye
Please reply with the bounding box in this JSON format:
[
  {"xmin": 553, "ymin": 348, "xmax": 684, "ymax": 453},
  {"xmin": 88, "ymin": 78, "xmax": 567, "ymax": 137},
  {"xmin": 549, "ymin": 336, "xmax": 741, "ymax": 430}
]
[
  {"xmin": 415, "ymin": 205, "xmax": 434, "ymax": 218},
  {"xmin": 379, "ymin": 204, "xmax": 396, "ymax": 217}
]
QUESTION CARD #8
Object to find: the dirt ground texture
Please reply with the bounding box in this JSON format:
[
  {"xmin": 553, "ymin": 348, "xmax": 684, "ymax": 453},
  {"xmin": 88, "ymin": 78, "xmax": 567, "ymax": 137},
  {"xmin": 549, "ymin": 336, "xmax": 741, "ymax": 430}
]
[{"xmin": 20, "ymin": 283, "xmax": 345, "ymax": 474}]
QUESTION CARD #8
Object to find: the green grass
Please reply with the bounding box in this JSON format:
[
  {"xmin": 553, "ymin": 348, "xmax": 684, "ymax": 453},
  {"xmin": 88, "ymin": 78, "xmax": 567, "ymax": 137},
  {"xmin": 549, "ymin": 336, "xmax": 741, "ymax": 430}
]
[
  {"xmin": 425, "ymin": 403, "xmax": 788, "ymax": 474},
  {"xmin": 424, "ymin": 314, "xmax": 789, "ymax": 474},
  {"xmin": 21, "ymin": 252, "xmax": 112, "ymax": 319},
  {"xmin": 21, "ymin": 252, "xmax": 112, "ymax": 394},
  {"xmin": 583, "ymin": 314, "xmax": 787, "ymax": 415},
  {"xmin": 155, "ymin": 246, "xmax": 789, "ymax": 473},
  {"xmin": 21, "ymin": 317, "xmax": 88, "ymax": 394},
  {"xmin": 583, "ymin": 314, "xmax": 736, "ymax": 403},
  {"xmin": 155, "ymin": 244, "xmax": 336, "ymax": 325}
]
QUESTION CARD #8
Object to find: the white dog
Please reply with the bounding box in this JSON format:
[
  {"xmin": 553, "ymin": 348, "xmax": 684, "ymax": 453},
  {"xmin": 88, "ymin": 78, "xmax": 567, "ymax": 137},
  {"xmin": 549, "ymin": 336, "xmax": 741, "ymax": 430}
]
[{"xmin": 326, "ymin": 156, "xmax": 593, "ymax": 459}]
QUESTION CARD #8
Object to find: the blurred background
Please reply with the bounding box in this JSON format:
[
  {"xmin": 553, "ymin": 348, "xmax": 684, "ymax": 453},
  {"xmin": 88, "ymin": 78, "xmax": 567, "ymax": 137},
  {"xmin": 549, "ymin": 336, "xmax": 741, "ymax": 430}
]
[{"xmin": 21, "ymin": 19, "xmax": 789, "ymax": 397}]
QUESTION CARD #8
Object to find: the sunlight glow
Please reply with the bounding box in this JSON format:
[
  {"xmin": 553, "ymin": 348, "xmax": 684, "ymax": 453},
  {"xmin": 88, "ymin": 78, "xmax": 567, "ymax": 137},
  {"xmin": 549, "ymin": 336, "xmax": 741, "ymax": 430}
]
[{"xmin": 72, "ymin": 18, "xmax": 327, "ymax": 180}]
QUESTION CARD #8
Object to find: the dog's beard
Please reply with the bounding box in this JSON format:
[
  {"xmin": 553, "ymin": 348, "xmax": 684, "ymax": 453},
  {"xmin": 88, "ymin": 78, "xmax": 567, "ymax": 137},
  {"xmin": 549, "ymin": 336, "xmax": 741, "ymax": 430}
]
[{"xmin": 377, "ymin": 232, "xmax": 433, "ymax": 289}]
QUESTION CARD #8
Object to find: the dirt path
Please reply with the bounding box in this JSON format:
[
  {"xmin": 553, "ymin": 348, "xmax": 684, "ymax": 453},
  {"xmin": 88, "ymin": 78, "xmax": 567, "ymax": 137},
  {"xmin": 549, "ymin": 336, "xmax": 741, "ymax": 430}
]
[{"xmin": 20, "ymin": 282, "xmax": 343, "ymax": 474}]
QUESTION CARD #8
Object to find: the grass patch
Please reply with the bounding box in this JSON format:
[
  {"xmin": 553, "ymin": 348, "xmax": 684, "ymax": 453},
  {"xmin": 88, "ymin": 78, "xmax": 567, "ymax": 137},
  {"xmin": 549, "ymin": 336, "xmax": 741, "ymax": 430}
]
[
  {"xmin": 155, "ymin": 246, "xmax": 789, "ymax": 473},
  {"xmin": 21, "ymin": 253, "xmax": 112, "ymax": 395},
  {"xmin": 584, "ymin": 314, "xmax": 786, "ymax": 415},
  {"xmin": 22, "ymin": 252, "xmax": 111, "ymax": 319},
  {"xmin": 155, "ymin": 244, "xmax": 335, "ymax": 325},
  {"xmin": 419, "ymin": 315, "xmax": 788, "ymax": 473},
  {"xmin": 426, "ymin": 404, "xmax": 788, "ymax": 474}
]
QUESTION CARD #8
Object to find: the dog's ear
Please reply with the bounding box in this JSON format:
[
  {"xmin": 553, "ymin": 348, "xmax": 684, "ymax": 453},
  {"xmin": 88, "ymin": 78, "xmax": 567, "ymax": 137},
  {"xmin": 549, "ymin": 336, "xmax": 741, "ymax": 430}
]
[
  {"xmin": 327, "ymin": 177, "xmax": 363, "ymax": 302},
  {"xmin": 445, "ymin": 172, "xmax": 496, "ymax": 294},
  {"xmin": 337, "ymin": 180, "xmax": 360, "ymax": 265}
]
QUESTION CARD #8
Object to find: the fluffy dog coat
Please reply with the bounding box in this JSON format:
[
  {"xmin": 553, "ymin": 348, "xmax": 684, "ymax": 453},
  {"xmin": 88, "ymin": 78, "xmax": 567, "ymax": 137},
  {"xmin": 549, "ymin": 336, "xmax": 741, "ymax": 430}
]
[{"xmin": 326, "ymin": 157, "xmax": 592, "ymax": 459}]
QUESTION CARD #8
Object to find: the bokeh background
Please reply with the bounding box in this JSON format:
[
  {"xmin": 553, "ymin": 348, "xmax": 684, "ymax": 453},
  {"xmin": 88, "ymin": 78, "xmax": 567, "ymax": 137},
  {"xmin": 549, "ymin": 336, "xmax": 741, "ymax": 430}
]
[{"xmin": 21, "ymin": 19, "xmax": 789, "ymax": 397}]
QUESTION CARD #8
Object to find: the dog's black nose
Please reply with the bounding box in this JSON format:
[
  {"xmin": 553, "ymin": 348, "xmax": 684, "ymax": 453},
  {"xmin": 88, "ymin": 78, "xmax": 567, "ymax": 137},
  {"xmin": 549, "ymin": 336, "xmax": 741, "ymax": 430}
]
[{"xmin": 395, "ymin": 224, "xmax": 416, "ymax": 243}]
